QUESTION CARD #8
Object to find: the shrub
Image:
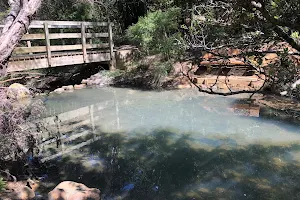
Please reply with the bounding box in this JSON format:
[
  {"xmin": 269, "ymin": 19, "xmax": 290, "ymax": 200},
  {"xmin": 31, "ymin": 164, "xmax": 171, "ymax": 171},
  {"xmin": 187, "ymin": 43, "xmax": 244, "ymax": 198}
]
[
  {"xmin": 0, "ymin": 89, "xmax": 45, "ymax": 162},
  {"xmin": 0, "ymin": 177, "xmax": 6, "ymax": 191},
  {"xmin": 126, "ymin": 7, "xmax": 184, "ymax": 59}
]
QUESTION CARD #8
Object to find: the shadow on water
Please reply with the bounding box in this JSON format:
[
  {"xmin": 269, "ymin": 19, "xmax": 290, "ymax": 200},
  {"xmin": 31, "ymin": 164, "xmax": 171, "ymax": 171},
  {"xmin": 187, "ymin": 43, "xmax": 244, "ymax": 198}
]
[{"xmin": 39, "ymin": 128, "xmax": 300, "ymax": 200}]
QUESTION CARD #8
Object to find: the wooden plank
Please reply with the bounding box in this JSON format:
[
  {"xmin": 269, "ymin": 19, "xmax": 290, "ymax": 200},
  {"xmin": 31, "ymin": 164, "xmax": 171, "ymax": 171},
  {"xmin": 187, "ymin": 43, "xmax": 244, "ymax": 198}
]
[
  {"xmin": 81, "ymin": 23, "xmax": 87, "ymax": 63},
  {"xmin": 44, "ymin": 22, "xmax": 52, "ymax": 66},
  {"xmin": 8, "ymin": 52, "xmax": 111, "ymax": 72},
  {"xmin": 51, "ymin": 33, "xmax": 81, "ymax": 39},
  {"xmin": 30, "ymin": 20, "xmax": 108, "ymax": 28},
  {"xmin": 1, "ymin": 21, "xmax": 111, "ymax": 29},
  {"xmin": 86, "ymin": 51, "xmax": 111, "ymax": 62},
  {"xmin": 14, "ymin": 46, "xmax": 46, "ymax": 54},
  {"xmin": 21, "ymin": 33, "xmax": 45, "ymax": 40},
  {"xmin": 108, "ymin": 22, "xmax": 116, "ymax": 70},
  {"xmin": 50, "ymin": 54, "xmax": 84, "ymax": 66},
  {"xmin": 50, "ymin": 44, "xmax": 108, "ymax": 51},
  {"xmin": 86, "ymin": 43, "xmax": 109, "ymax": 49},
  {"xmin": 7, "ymin": 58, "xmax": 48, "ymax": 72},
  {"xmin": 13, "ymin": 43, "xmax": 109, "ymax": 54},
  {"xmin": 86, "ymin": 33, "xmax": 108, "ymax": 38}
]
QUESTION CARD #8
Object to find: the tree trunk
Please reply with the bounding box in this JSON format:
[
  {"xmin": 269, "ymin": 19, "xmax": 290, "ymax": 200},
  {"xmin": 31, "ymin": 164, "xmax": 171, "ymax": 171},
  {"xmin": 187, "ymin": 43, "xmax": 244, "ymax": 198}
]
[{"xmin": 0, "ymin": 0, "xmax": 41, "ymax": 76}]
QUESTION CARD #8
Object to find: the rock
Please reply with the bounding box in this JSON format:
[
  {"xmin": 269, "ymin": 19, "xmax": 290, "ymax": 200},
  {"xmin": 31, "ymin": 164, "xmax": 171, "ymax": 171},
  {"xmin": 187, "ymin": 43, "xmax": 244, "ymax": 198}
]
[
  {"xmin": 48, "ymin": 181, "xmax": 100, "ymax": 200},
  {"xmin": 177, "ymin": 84, "xmax": 191, "ymax": 89},
  {"xmin": 91, "ymin": 73, "xmax": 101, "ymax": 80},
  {"xmin": 62, "ymin": 85, "xmax": 74, "ymax": 90},
  {"xmin": 7, "ymin": 83, "xmax": 31, "ymax": 100},
  {"xmin": 81, "ymin": 79, "xmax": 88, "ymax": 84},
  {"xmin": 54, "ymin": 88, "xmax": 65, "ymax": 94},
  {"xmin": 87, "ymin": 81, "xmax": 93, "ymax": 86},
  {"xmin": 93, "ymin": 79, "xmax": 102, "ymax": 85},
  {"xmin": 1, "ymin": 179, "xmax": 40, "ymax": 200},
  {"xmin": 74, "ymin": 84, "xmax": 86, "ymax": 89}
]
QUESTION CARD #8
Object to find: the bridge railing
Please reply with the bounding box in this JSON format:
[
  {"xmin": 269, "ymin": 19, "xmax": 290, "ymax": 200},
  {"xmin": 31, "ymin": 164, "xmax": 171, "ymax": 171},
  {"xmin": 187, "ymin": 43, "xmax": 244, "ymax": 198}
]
[{"xmin": 0, "ymin": 20, "xmax": 116, "ymax": 70}]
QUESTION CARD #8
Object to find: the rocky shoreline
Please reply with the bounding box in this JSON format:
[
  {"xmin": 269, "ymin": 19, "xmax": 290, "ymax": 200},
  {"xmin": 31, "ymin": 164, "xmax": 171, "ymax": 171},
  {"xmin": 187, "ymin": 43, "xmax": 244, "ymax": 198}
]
[{"xmin": 50, "ymin": 72, "xmax": 113, "ymax": 94}]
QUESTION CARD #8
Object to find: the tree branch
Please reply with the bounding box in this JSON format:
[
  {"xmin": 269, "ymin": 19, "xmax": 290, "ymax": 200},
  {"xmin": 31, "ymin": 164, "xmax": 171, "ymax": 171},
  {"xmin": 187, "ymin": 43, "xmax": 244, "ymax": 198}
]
[{"xmin": 0, "ymin": 0, "xmax": 41, "ymax": 76}]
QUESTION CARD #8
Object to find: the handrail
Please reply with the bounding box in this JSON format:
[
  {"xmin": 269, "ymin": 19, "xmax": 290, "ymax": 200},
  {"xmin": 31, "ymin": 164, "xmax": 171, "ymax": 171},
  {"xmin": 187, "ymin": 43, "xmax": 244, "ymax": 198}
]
[{"xmin": 0, "ymin": 20, "xmax": 110, "ymax": 29}]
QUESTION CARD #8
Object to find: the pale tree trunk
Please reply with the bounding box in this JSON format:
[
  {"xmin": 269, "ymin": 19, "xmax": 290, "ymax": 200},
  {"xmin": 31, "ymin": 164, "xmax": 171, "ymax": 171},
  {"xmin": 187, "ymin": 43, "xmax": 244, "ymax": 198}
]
[{"xmin": 0, "ymin": 0, "xmax": 41, "ymax": 76}]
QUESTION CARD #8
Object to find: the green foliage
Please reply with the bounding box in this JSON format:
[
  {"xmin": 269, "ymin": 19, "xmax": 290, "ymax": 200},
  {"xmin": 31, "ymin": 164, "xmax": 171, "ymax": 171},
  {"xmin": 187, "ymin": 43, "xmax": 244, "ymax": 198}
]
[
  {"xmin": 267, "ymin": 50, "xmax": 300, "ymax": 99},
  {"xmin": 0, "ymin": 177, "xmax": 6, "ymax": 191},
  {"xmin": 153, "ymin": 61, "xmax": 173, "ymax": 76},
  {"xmin": 100, "ymin": 69, "xmax": 124, "ymax": 78},
  {"xmin": 126, "ymin": 7, "xmax": 184, "ymax": 59},
  {"xmin": 38, "ymin": 0, "xmax": 94, "ymax": 21}
]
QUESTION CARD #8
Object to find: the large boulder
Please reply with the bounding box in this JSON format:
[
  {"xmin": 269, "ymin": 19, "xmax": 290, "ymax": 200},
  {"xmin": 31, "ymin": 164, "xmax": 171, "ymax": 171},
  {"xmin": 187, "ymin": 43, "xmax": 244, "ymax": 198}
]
[
  {"xmin": 48, "ymin": 181, "xmax": 100, "ymax": 200},
  {"xmin": 7, "ymin": 83, "xmax": 31, "ymax": 100}
]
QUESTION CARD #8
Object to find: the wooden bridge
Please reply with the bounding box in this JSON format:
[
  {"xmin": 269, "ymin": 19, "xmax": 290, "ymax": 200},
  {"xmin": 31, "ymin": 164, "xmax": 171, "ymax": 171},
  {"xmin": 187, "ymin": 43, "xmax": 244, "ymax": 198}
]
[{"xmin": 0, "ymin": 20, "xmax": 116, "ymax": 73}]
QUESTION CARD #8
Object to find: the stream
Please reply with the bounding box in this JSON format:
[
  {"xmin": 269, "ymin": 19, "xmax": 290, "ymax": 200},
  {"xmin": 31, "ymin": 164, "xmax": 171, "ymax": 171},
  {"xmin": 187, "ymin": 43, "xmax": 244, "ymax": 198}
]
[{"xmin": 39, "ymin": 87, "xmax": 300, "ymax": 199}]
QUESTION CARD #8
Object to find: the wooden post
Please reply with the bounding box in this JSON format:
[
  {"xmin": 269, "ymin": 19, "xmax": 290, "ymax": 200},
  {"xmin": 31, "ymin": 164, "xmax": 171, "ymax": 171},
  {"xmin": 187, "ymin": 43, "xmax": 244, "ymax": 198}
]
[
  {"xmin": 60, "ymin": 29, "xmax": 65, "ymax": 45},
  {"xmin": 26, "ymin": 31, "xmax": 32, "ymax": 55},
  {"xmin": 44, "ymin": 22, "xmax": 51, "ymax": 67},
  {"xmin": 81, "ymin": 23, "xmax": 87, "ymax": 63},
  {"xmin": 108, "ymin": 22, "xmax": 116, "ymax": 70},
  {"xmin": 87, "ymin": 28, "xmax": 93, "ymax": 44}
]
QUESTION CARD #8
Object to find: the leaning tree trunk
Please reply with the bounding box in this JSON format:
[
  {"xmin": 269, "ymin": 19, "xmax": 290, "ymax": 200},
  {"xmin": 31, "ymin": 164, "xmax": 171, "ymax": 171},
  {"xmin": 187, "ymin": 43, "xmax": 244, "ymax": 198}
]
[{"xmin": 0, "ymin": 0, "xmax": 41, "ymax": 76}]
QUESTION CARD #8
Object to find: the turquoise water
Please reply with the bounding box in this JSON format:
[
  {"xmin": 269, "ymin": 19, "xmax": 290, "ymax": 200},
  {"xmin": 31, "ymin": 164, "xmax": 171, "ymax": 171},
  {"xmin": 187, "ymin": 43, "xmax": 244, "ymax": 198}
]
[{"xmin": 41, "ymin": 87, "xmax": 300, "ymax": 199}]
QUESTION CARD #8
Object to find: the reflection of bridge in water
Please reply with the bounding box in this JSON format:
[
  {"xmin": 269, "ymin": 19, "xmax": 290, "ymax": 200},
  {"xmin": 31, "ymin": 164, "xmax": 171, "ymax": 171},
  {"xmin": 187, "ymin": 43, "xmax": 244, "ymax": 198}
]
[
  {"xmin": 39, "ymin": 97, "xmax": 261, "ymax": 162},
  {"xmin": 40, "ymin": 99, "xmax": 116, "ymax": 162},
  {"xmin": 0, "ymin": 20, "xmax": 116, "ymax": 72}
]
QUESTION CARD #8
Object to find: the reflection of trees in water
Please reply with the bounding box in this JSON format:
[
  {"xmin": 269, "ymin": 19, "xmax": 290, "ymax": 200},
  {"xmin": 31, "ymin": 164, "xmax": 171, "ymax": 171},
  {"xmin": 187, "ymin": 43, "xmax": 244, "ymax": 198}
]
[{"xmin": 40, "ymin": 128, "xmax": 300, "ymax": 199}]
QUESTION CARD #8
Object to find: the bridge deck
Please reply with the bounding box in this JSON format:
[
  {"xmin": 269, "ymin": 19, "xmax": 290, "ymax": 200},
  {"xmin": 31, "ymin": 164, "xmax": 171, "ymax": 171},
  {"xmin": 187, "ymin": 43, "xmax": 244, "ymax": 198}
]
[{"xmin": 8, "ymin": 50, "xmax": 113, "ymax": 72}]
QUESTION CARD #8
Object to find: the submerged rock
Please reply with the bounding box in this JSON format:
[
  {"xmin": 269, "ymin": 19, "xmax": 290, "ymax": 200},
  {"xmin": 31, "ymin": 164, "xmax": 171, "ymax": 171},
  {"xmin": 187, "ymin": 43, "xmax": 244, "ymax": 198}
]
[
  {"xmin": 48, "ymin": 181, "xmax": 100, "ymax": 200},
  {"xmin": 7, "ymin": 83, "xmax": 31, "ymax": 100}
]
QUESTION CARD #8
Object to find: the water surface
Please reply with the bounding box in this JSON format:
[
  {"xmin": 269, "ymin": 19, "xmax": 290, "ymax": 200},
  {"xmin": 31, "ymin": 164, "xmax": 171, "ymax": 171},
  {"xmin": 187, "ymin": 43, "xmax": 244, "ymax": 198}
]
[{"xmin": 41, "ymin": 87, "xmax": 300, "ymax": 199}]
